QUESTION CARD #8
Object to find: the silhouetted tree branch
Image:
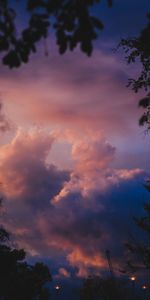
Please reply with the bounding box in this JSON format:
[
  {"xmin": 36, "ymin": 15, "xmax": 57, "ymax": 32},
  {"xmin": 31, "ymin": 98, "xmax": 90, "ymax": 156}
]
[
  {"xmin": 119, "ymin": 14, "xmax": 150, "ymax": 131},
  {"xmin": 125, "ymin": 182, "xmax": 150, "ymax": 273},
  {"xmin": 0, "ymin": 0, "xmax": 112, "ymax": 68},
  {"xmin": 0, "ymin": 226, "xmax": 52, "ymax": 300},
  {"xmin": 80, "ymin": 275, "xmax": 132, "ymax": 300}
]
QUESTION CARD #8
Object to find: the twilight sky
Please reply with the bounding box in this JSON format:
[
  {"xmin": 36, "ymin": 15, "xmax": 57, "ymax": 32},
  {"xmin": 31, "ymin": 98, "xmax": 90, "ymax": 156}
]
[{"xmin": 0, "ymin": 0, "xmax": 150, "ymax": 296}]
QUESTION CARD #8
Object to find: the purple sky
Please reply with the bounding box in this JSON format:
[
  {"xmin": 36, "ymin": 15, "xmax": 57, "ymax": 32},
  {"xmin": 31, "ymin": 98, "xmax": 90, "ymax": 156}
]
[{"xmin": 0, "ymin": 0, "xmax": 150, "ymax": 297}]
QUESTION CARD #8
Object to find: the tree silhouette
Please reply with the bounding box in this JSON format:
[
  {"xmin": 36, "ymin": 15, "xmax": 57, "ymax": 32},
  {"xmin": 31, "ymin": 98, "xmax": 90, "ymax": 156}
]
[
  {"xmin": 119, "ymin": 14, "xmax": 150, "ymax": 131},
  {"xmin": 80, "ymin": 275, "xmax": 133, "ymax": 300},
  {"xmin": 125, "ymin": 182, "xmax": 150, "ymax": 273},
  {"xmin": 0, "ymin": 0, "xmax": 112, "ymax": 68},
  {"xmin": 0, "ymin": 226, "xmax": 52, "ymax": 300}
]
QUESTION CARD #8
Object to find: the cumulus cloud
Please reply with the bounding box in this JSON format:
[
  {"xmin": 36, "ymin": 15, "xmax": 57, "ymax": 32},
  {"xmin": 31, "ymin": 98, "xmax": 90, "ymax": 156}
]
[
  {"xmin": 0, "ymin": 2, "xmax": 148, "ymax": 285},
  {"xmin": 0, "ymin": 45, "xmax": 149, "ymax": 172},
  {"xmin": 53, "ymin": 130, "xmax": 142, "ymax": 204},
  {"xmin": 0, "ymin": 129, "xmax": 69, "ymax": 201},
  {"xmin": 1, "ymin": 47, "xmax": 148, "ymax": 172},
  {"xmin": 67, "ymin": 248, "xmax": 106, "ymax": 277},
  {"xmin": 0, "ymin": 128, "xmax": 147, "ymax": 278}
]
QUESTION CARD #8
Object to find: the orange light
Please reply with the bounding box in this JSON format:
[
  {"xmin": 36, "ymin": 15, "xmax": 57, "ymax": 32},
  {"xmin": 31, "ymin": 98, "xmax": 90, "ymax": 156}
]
[{"xmin": 130, "ymin": 276, "xmax": 136, "ymax": 281}]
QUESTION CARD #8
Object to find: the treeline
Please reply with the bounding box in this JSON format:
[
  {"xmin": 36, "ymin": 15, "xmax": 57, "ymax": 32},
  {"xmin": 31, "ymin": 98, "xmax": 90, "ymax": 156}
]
[{"xmin": 0, "ymin": 226, "xmax": 52, "ymax": 300}]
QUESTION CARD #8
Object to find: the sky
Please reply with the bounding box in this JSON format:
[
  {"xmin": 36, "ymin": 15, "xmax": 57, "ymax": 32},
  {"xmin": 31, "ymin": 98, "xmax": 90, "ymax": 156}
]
[{"xmin": 0, "ymin": 0, "xmax": 150, "ymax": 298}]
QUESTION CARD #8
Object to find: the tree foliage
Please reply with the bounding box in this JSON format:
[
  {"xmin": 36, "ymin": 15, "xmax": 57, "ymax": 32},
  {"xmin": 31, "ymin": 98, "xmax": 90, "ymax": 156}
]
[
  {"xmin": 80, "ymin": 275, "xmax": 132, "ymax": 300},
  {"xmin": 125, "ymin": 182, "xmax": 150, "ymax": 272},
  {"xmin": 0, "ymin": 0, "xmax": 112, "ymax": 68},
  {"xmin": 119, "ymin": 14, "xmax": 150, "ymax": 131},
  {"xmin": 0, "ymin": 226, "xmax": 52, "ymax": 300}
]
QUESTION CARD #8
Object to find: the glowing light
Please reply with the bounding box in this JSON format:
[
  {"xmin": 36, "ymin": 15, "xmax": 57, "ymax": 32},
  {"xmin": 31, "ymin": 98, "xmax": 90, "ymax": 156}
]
[
  {"xmin": 55, "ymin": 285, "xmax": 61, "ymax": 291},
  {"xmin": 130, "ymin": 276, "xmax": 136, "ymax": 281},
  {"xmin": 142, "ymin": 285, "xmax": 148, "ymax": 290}
]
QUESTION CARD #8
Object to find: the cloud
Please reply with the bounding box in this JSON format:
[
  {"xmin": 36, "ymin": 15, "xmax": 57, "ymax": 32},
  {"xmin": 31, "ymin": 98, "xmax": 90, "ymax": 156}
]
[
  {"xmin": 0, "ymin": 102, "xmax": 10, "ymax": 132},
  {"xmin": 0, "ymin": 48, "xmax": 142, "ymax": 138},
  {"xmin": 1, "ymin": 45, "xmax": 149, "ymax": 172},
  {"xmin": 0, "ymin": 129, "xmax": 69, "ymax": 205},
  {"xmin": 58, "ymin": 267, "xmax": 71, "ymax": 278},
  {"xmin": 0, "ymin": 128, "xmax": 147, "ymax": 278},
  {"xmin": 0, "ymin": 1, "xmax": 149, "ymax": 285},
  {"xmin": 67, "ymin": 248, "xmax": 106, "ymax": 277},
  {"xmin": 52, "ymin": 130, "xmax": 142, "ymax": 204}
]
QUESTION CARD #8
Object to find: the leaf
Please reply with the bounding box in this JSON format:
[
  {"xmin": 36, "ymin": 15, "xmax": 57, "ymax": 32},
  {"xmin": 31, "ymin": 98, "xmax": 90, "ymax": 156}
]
[
  {"xmin": 91, "ymin": 16, "xmax": 104, "ymax": 30},
  {"xmin": 139, "ymin": 114, "xmax": 148, "ymax": 126},
  {"xmin": 3, "ymin": 50, "xmax": 21, "ymax": 68},
  {"xmin": 0, "ymin": 36, "xmax": 9, "ymax": 51},
  {"xmin": 81, "ymin": 40, "xmax": 93, "ymax": 56},
  {"xmin": 139, "ymin": 96, "xmax": 150, "ymax": 108}
]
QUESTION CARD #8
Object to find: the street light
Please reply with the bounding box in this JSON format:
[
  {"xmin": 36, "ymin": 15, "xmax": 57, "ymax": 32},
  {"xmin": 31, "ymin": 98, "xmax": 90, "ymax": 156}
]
[
  {"xmin": 130, "ymin": 275, "xmax": 136, "ymax": 298},
  {"xmin": 142, "ymin": 285, "xmax": 147, "ymax": 290},
  {"xmin": 130, "ymin": 276, "xmax": 136, "ymax": 281},
  {"xmin": 142, "ymin": 285, "xmax": 148, "ymax": 300},
  {"xmin": 55, "ymin": 285, "xmax": 61, "ymax": 291},
  {"xmin": 55, "ymin": 285, "xmax": 61, "ymax": 298}
]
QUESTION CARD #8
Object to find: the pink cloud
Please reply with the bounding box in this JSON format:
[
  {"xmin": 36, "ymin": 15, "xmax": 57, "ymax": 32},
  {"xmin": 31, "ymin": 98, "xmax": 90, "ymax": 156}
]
[
  {"xmin": 57, "ymin": 268, "xmax": 71, "ymax": 279},
  {"xmin": 67, "ymin": 248, "xmax": 106, "ymax": 278},
  {"xmin": 0, "ymin": 49, "xmax": 142, "ymax": 139},
  {"xmin": 52, "ymin": 130, "xmax": 143, "ymax": 204},
  {"xmin": 0, "ymin": 128, "xmax": 145, "ymax": 277},
  {"xmin": 0, "ymin": 129, "xmax": 55, "ymax": 198},
  {"xmin": 0, "ymin": 42, "xmax": 147, "ymax": 275},
  {"xmin": 0, "ymin": 46, "xmax": 148, "ymax": 173}
]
